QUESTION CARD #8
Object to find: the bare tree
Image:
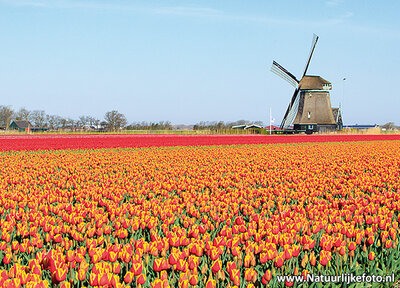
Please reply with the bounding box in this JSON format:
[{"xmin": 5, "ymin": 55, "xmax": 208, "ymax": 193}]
[
  {"xmin": 0, "ymin": 105, "xmax": 15, "ymax": 129},
  {"xmin": 66, "ymin": 118, "xmax": 76, "ymax": 130},
  {"xmin": 382, "ymin": 122, "xmax": 396, "ymax": 130},
  {"xmin": 31, "ymin": 110, "xmax": 47, "ymax": 127},
  {"xmin": 78, "ymin": 116, "xmax": 89, "ymax": 128},
  {"xmin": 104, "ymin": 110, "xmax": 127, "ymax": 131},
  {"xmin": 16, "ymin": 107, "xmax": 31, "ymax": 121},
  {"xmin": 59, "ymin": 118, "xmax": 68, "ymax": 129},
  {"xmin": 46, "ymin": 115, "xmax": 61, "ymax": 130},
  {"xmin": 87, "ymin": 116, "xmax": 99, "ymax": 127}
]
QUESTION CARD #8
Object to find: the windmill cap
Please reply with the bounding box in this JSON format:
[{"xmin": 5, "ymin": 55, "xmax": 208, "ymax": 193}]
[{"xmin": 299, "ymin": 76, "xmax": 331, "ymax": 90}]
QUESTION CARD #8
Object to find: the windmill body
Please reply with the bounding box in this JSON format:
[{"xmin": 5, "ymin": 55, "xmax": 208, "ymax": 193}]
[{"xmin": 271, "ymin": 34, "xmax": 342, "ymax": 133}]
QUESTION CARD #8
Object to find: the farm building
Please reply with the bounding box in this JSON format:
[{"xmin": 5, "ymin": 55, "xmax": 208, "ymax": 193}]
[
  {"xmin": 9, "ymin": 120, "xmax": 32, "ymax": 132},
  {"xmin": 232, "ymin": 123, "xmax": 263, "ymax": 130},
  {"xmin": 9, "ymin": 120, "xmax": 48, "ymax": 132},
  {"xmin": 343, "ymin": 124, "xmax": 379, "ymax": 130},
  {"xmin": 265, "ymin": 125, "xmax": 281, "ymax": 131}
]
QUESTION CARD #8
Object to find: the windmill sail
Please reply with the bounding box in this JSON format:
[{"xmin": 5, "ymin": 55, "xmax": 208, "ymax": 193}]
[
  {"xmin": 301, "ymin": 34, "xmax": 319, "ymax": 78},
  {"xmin": 280, "ymin": 88, "xmax": 300, "ymax": 129},
  {"xmin": 270, "ymin": 61, "xmax": 299, "ymax": 88}
]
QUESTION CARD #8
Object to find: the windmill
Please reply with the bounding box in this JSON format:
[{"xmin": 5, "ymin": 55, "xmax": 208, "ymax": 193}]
[{"xmin": 271, "ymin": 34, "xmax": 342, "ymax": 133}]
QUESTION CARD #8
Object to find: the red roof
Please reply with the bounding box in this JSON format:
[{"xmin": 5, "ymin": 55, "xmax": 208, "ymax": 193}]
[{"xmin": 265, "ymin": 125, "xmax": 281, "ymax": 130}]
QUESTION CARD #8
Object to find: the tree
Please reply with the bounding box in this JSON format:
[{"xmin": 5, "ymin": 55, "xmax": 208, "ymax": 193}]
[
  {"xmin": 16, "ymin": 107, "xmax": 31, "ymax": 121},
  {"xmin": 31, "ymin": 110, "xmax": 47, "ymax": 127},
  {"xmin": 46, "ymin": 115, "xmax": 61, "ymax": 130},
  {"xmin": 382, "ymin": 122, "xmax": 396, "ymax": 130},
  {"xmin": 104, "ymin": 110, "xmax": 127, "ymax": 131},
  {"xmin": 66, "ymin": 118, "xmax": 76, "ymax": 131},
  {"xmin": 87, "ymin": 116, "xmax": 99, "ymax": 126},
  {"xmin": 58, "ymin": 118, "xmax": 68, "ymax": 129},
  {"xmin": 0, "ymin": 105, "xmax": 15, "ymax": 129},
  {"xmin": 78, "ymin": 116, "xmax": 89, "ymax": 128}
]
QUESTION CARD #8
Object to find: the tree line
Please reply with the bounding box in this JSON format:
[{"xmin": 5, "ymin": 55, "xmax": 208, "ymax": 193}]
[
  {"xmin": 0, "ymin": 105, "xmax": 175, "ymax": 131},
  {"xmin": 0, "ymin": 105, "xmax": 130, "ymax": 131},
  {"xmin": 0, "ymin": 105, "xmax": 267, "ymax": 132}
]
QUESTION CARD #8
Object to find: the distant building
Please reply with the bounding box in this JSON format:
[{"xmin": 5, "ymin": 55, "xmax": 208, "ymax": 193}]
[
  {"xmin": 343, "ymin": 124, "xmax": 379, "ymax": 130},
  {"xmin": 232, "ymin": 123, "xmax": 263, "ymax": 130},
  {"xmin": 173, "ymin": 124, "xmax": 194, "ymax": 130},
  {"xmin": 9, "ymin": 120, "xmax": 48, "ymax": 132},
  {"xmin": 264, "ymin": 125, "xmax": 281, "ymax": 131},
  {"xmin": 9, "ymin": 120, "xmax": 32, "ymax": 132}
]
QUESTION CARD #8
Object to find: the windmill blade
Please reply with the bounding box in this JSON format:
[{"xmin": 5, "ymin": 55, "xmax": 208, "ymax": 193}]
[
  {"xmin": 280, "ymin": 88, "xmax": 300, "ymax": 129},
  {"xmin": 271, "ymin": 61, "xmax": 299, "ymax": 88},
  {"xmin": 301, "ymin": 34, "xmax": 319, "ymax": 78}
]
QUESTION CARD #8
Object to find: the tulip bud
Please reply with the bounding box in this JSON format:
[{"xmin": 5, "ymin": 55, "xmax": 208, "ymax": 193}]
[
  {"xmin": 251, "ymin": 254, "xmax": 256, "ymax": 267},
  {"xmin": 301, "ymin": 253, "xmax": 308, "ymax": 268},
  {"xmin": 201, "ymin": 264, "xmax": 208, "ymax": 274},
  {"xmin": 294, "ymin": 266, "xmax": 299, "ymax": 276}
]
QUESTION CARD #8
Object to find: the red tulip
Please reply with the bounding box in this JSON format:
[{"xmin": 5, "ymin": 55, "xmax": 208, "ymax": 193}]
[
  {"xmin": 275, "ymin": 254, "xmax": 285, "ymax": 268},
  {"xmin": 168, "ymin": 252, "xmax": 179, "ymax": 265},
  {"xmin": 54, "ymin": 265, "xmax": 68, "ymax": 282},
  {"xmin": 137, "ymin": 274, "xmax": 146, "ymax": 285},
  {"xmin": 77, "ymin": 269, "xmax": 86, "ymax": 281},
  {"xmin": 189, "ymin": 275, "xmax": 198, "ymax": 285},
  {"xmin": 131, "ymin": 262, "xmax": 143, "ymax": 276},
  {"xmin": 348, "ymin": 242, "xmax": 356, "ymax": 251},
  {"xmin": 229, "ymin": 269, "xmax": 240, "ymax": 286},
  {"xmin": 205, "ymin": 278, "xmax": 216, "ymax": 288},
  {"xmin": 3, "ymin": 253, "xmax": 12, "ymax": 264},
  {"xmin": 211, "ymin": 259, "xmax": 222, "ymax": 273},
  {"xmin": 66, "ymin": 250, "xmax": 75, "ymax": 262},
  {"xmin": 262, "ymin": 270, "xmax": 272, "ymax": 284},
  {"xmin": 151, "ymin": 279, "xmax": 163, "ymax": 288},
  {"xmin": 368, "ymin": 251, "xmax": 375, "ymax": 261},
  {"xmin": 124, "ymin": 271, "xmax": 134, "ymax": 284}
]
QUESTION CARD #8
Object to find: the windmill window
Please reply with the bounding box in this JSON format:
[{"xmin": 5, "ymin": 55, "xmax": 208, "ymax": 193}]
[{"xmin": 308, "ymin": 112, "xmax": 311, "ymax": 119}]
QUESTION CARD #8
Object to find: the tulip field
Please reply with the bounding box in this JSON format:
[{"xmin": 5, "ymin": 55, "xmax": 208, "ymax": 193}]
[{"xmin": 1, "ymin": 135, "xmax": 400, "ymax": 287}]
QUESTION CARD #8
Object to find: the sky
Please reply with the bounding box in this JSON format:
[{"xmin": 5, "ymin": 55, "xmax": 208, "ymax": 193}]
[{"xmin": 0, "ymin": 0, "xmax": 399, "ymax": 125}]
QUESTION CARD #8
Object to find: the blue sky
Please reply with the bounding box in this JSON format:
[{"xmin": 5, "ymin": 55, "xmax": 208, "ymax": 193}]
[{"xmin": 0, "ymin": 0, "xmax": 399, "ymax": 125}]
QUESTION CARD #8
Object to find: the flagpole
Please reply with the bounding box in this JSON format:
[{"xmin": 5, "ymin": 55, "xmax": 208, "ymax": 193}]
[{"xmin": 269, "ymin": 108, "xmax": 272, "ymax": 135}]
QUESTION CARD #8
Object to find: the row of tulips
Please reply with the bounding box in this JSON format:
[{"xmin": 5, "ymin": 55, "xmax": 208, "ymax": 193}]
[
  {"xmin": 1, "ymin": 140, "xmax": 400, "ymax": 287},
  {"xmin": 1, "ymin": 134, "xmax": 400, "ymax": 151}
]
